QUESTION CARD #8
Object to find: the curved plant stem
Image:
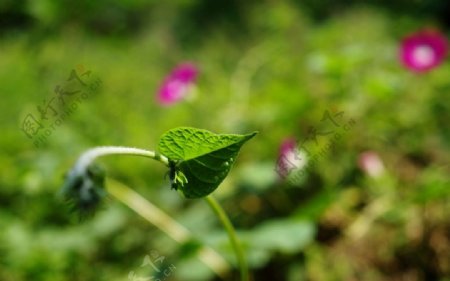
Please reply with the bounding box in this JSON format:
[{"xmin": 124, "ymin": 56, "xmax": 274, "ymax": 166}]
[
  {"xmin": 72, "ymin": 146, "xmax": 169, "ymax": 174},
  {"xmin": 107, "ymin": 178, "xmax": 230, "ymax": 279},
  {"xmin": 205, "ymin": 195, "xmax": 249, "ymax": 281}
]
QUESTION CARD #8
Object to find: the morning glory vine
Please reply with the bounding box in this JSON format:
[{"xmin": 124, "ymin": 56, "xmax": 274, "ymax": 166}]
[{"xmin": 61, "ymin": 127, "xmax": 257, "ymax": 281}]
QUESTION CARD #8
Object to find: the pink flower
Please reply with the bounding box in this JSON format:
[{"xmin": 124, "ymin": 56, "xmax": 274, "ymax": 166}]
[
  {"xmin": 275, "ymin": 138, "xmax": 307, "ymax": 178},
  {"xmin": 358, "ymin": 151, "xmax": 385, "ymax": 178},
  {"xmin": 157, "ymin": 63, "xmax": 198, "ymax": 105},
  {"xmin": 400, "ymin": 29, "xmax": 448, "ymax": 72}
]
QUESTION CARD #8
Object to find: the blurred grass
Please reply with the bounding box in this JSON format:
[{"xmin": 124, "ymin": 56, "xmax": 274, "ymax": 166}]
[{"xmin": 1, "ymin": 2, "xmax": 449, "ymax": 281}]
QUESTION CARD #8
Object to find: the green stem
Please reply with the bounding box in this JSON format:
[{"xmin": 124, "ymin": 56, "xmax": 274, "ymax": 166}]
[
  {"xmin": 107, "ymin": 178, "xmax": 230, "ymax": 279},
  {"xmin": 205, "ymin": 195, "xmax": 249, "ymax": 281}
]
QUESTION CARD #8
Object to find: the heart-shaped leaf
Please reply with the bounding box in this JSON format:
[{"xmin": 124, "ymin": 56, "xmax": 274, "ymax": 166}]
[{"xmin": 158, "ymin": 127, "xmax": 257, "ymax": 198}]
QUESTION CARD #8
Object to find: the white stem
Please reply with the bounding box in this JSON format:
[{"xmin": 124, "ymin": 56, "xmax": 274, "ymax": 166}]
[{"xmin": 73, "ymin": 146, "xmax": 169, "ymax": 175}]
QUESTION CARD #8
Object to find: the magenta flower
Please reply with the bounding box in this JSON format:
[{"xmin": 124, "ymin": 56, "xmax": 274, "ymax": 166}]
[
  {"xmin": 400, "ymin": 29, "xmax": 448, "ymax": 72},
  {"xmin": 358, "ymin": 151, "xmax": 385, "ymax": 178},
  {"xmin": 275, "ymin": 138, "xmax": 307, "ymax": 178},
  {"xmin": 157, "ymin": 62, "xmax": 198, "ymax": 105}
]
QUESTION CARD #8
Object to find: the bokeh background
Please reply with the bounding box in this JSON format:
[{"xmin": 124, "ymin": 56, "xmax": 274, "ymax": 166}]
[{"xmin": 1, "ymin": 1, "xmax": 449, "ymax": 280}]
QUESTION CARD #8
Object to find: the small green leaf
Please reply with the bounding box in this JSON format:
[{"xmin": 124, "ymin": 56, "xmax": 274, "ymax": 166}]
[
  {"xmin": 248, "ymin": 219, "xmax": 315, "ymax": 254},
  {"xmin": 158, "ymin": 127, "xmax": 257, "ymax": 198},
  {"xmin": 174, "ymin": 170, "xmax": 188, "ymax": 187}
]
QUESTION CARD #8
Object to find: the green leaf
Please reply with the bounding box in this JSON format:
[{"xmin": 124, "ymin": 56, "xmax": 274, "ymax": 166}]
[
  {"xmin": 247, "ymin": 218, "xmax": 315, "ymax": 254},
  {"xmin": 158, "ymin": 127, "xmax": 257, "ymax": 198}
]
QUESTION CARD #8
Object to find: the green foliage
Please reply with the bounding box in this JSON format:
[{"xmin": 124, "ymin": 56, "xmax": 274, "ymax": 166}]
[
  {"xmin": 246, "ymin": 218, "xmax": 315, "ymax": 255},
  {"xmin": 1, "ymin": 3, "xmax": 449, "ymax": 281},
  {"xmin": 159, "ymin": 127, "xmax": 257, "ymax": 198}
]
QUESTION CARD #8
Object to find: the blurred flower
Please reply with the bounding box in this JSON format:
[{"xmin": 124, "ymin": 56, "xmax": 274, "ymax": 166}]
[
  {"xmin": 60, "ymin": 163, "xmax": 107, "ymax": 217},
  {"xmin": 275, "ymin": 138, "xmax": 307, "ymax": 178},
  {"xmin": 400, "ymin": 29, "xmax": 448, "ymax": 72},
  {"xmin": 157, "ymin": 62, "xmax": 198, "ymax": 105},
  {"xmin": 358, "ymin": 151, "xmax": 385, "ymax": 178}
]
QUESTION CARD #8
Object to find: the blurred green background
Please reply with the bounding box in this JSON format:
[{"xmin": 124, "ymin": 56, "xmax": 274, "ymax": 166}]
[{"xmin": 1, "ymin": 1, "xmax": 449, "ymax": 280}]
